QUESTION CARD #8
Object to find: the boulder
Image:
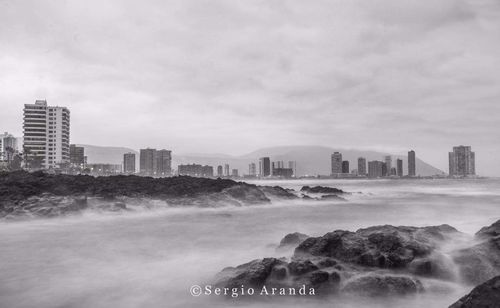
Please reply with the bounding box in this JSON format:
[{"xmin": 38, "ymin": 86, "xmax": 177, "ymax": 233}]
[
  {"xmin": 278, "ymin": 232, "xmax": 309, "ymax": 249},
  {"xmin": 295, "ymin": 224, "xmax": 460, "ymax": 270},
  {"xmin": 449, "ymin": 275, "xmax": 500, "ymax": 308},
  {"xmin": 300, "ymin": 186, "xmax": 345, "ymax": 194},
  {"xmin": 342, "ymin": 274, "xmax": 424, "ymax": 297}
]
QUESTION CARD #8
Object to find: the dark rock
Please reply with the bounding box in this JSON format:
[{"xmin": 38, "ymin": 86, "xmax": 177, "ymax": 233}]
[
  {"xmin": 342, "ymin": 274, "xmax": 424, "ymax": 297},
  {"xmin": 278, "ymin": 232, "xmax": 309, "ymax": 249},
  {"xmin": 258, "ymin": 186, "xmax": 298, "ymax": 200},
  {"xmin": 301, "ymin": 186, "xmax": 345, "ymax": 194},
  {"xmin": 220, "ymin": 258, "xmax": 288, "ymax": 289},
  {"xmin": 408, "ymin": 253, "xmax": 456, "ymax": 280},
  {"xmin": 476, "ymin": 220, "xmax": 500, "ymax": 239},
  {"xmin": 295, "ymin": 224, "xmax": 460, "ymax": 270},
  {"xmin": 316, "ymin": 257, "xmax": 338, "ymax": 268},
  {"xmin": 288, "ymin": 260, "xmax": 319, "ymax": 275},
  {"xmin": 449, "ymin": 275, "xmax": 500, "ymax": 308}
]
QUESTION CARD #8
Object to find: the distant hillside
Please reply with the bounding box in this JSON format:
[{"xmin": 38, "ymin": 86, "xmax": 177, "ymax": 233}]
[{"xmin": 78, "ymin": 144, "xmax": 444, "ymax": 176}]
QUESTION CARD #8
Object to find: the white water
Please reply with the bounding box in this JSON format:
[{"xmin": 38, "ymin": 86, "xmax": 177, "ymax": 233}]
[{"xmin": 1, "ymin": 179, "xmax": 499, "ymax": 308}]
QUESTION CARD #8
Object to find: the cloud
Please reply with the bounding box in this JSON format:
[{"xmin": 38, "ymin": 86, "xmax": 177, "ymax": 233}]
[{"xmin": 0, "ymin": 0, "xmax": 499, "ymax": 175}]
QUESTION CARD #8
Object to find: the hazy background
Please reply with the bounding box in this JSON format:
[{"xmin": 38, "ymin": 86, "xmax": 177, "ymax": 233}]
[{"xmin": 1, "ymin": 0, "xmax": 499, "ymax": 175}]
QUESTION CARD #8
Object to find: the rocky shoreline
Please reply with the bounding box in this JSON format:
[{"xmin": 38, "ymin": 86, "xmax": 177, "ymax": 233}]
[
  {"xmin": 0, "ymin": 171, "xmax": 348, "ymax": 219},
  {"xmin": 213, "ymin": 219, "xmax": 500, "ymax": 307}
]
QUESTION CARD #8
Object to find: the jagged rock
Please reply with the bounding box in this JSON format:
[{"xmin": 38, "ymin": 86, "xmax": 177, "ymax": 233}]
[
  {"xmin": 449, "ymin": 275, "xmax": 500, "ymax": 308},
  {"xmin": 288, "ymin": 260, "xmax": 319, "ymax": 275},
  {"xmin": 320, "ymin": 194, "xmax": 347, "ymax": 201},
  {"xmin": 0, "ymin": 171, "xmax": 298, "ymax": 218},
  {"xmin": 342, "ymin": 274, "xmax": 424, "ymax": 297},
  {"xmin": 408, "ymin": 253, "xmax": 457, "ymax": 280},
  {"xmin": 294, "ymin": 224, "xmax": 460, "ymax": 270},
  {"xmin": 300, "ymin": 186, "xmax": 345, "ymax": 194},
  {"xmin": 278, "ymin": 232, "xmax": 309, "ymax": 249},
  {"xmin": 476, "ymin": 219, "xmax": 500, "ymax": 239}
]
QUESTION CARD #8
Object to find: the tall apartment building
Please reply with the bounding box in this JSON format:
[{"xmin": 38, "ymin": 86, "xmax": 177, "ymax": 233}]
[
  {"xmin": 0, "ymin": 132, "xmax": 18, "ymax": 161},
  {"xmin": 248, "ymin": 163, "xmax": 256, "ymax": 176},
  {"xmin": 217, "ymin": 165, "xmax": 223, "ymax": 177},
  {"xmin": 342, "ymin": 160, "xmax": 350, "ymax": 174},
  {"xmin": 368, "ymin": 161, "xmax": 384, "ymax": 178},
  {"xmin": 288, "ymin": 161, "xmax": 296, "ymax": 177},
  {"xmin": 259, "ymin": 157, "xmax": 271, "ymax": 177},
  {"xmin": 396, "ymin": 159, "xmax": 403, "ymax": 177},
  {"xmin": 449, "ymin": 146, "xmax": 475, "ymax": 177},
  {"xmin": 140, "ymin": 148, "xmax": 157, "ymax": 176},
  {"xmin": 408, "ymin": 150, "xmax": 416, "ymax": 177},
  {"xmin": 156, "ymin": 149, "xmax": 172, "ymax": 176},
  {"xmin": 69, "ymin": 144, "xmax": 85, "ymax": 166},
  {"xmin": 357, "ymin": 157, "xmax": 367, "ymax": 176},
  {"xmin": 23, "ymin": 100, "xmax": 70, "ymax": 169},
  {"xmin": 139, "ymin": 148, "xmax": 172, "ymax": 176},
  {"xmin": 123, "ymin": 152, "xmax": 136, "ymax": 174},
  {"xmin": 384, "ymin": 156, "xmax": 392, "ymax": 176},
  {"xmin": 331, "ymin": 152, "xmax": 342, "ymax": 175},
  {"xmin": 224, "ymin": 164, "xmax": 230, "ymax": 177}
]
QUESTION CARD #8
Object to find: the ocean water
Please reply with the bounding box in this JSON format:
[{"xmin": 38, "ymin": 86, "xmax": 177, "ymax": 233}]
[{"xmin": 0, "ymin": 179, "xmax": 499, "ymax": 308}]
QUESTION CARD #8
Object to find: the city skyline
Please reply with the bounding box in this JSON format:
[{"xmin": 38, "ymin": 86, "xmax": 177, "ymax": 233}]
[{"xmin": 1, "ymin": 1, "xmax": 500, "ymax": 175}]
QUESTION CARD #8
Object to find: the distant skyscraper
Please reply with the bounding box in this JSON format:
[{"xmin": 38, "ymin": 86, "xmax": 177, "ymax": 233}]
[
  {"xmin": 259, "ymin": 157, "xmax": 271, "ymax": 177},
  {"xmin": 382, "ymin": 163, "xmax": 388, "ymax": 177},
  {"xmin": 449, "ymin": 146, "xmax": 475, "ymax": 177},
  {"xmin": 357, "ymin": 157, "xmax": 367, "ymax": 176},
  {"xmin": 384, "ymin": 156, "xmax": 392, "ymax": 177},
  {"xmin": 69, "ymin": 144, "xmax": 85, "ymax": 166},
  {"xmin": 23, "ymin": 100, "xmax": 70, "ymax": 169},
  {"xmin": 156, "ymin": 149, "xmax": 172, "ymax": 176},
  {"xmin": 0, "ymin": 132, "xmax": 18, "ymax": 161},
  {"xmin": 248, "ymin": 163, "xmax": 256, "ymax": 176},
  {"xmin": 231, "ymin": 169, "xmax": 239, "ymax": 177},
  {"xmin": 123, "ymin": 152, "xmax": 136, "ymax": 174},
  {"xmin": 408, "ymin": 150, "xmax": 416, "ymax": 177},
  {"xmin": 368, "ymin": 161, "xmax": 384, "ymax": 178},
  {"xmin": 342, "ymin": 160, "xmax": 350, "ymax": 174},
  {"xmin": 224, "ymin": 164, "xmax": 230, "ymax": 177},
  {"xmin": 396, "ymin": 158, "xmax": 403, "ymax": 177},
  {"xmin": 331, "ymin": 152, "xmax": 342, "ymax": 175},
  {"xmin": 217, "ymin": 165, "xmax": 223, "ymax": 177},
  {"xmin": 140, "ymin": 148, "xmax": 157, "ymax": 176},
  {"xmin": 287, "ymin": 161, "xmax": 296, "ymax": 177}
]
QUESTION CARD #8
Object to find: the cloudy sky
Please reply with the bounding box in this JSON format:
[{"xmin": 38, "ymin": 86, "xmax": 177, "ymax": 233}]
[{"xmin": 1, "ymin": 0, "xmax": 499, "ymax": 175}]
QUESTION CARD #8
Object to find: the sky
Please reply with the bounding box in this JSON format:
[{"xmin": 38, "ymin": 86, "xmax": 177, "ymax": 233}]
[{"xmin": 1, "ymin": 0, "xmax": 499, "ymax": 175}]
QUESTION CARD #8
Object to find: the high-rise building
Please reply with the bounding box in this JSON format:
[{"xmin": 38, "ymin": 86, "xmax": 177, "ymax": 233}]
[
  {"xmin": 248, "ymin": 163, "xmax": 256, "ymax": 176},
  {"xmin": 0, "ymin": 132, "xmax": 18, "ymax": 161},
  {"xmin": 224, "ymin": 164, "xmax": 230, "ymax": 177},
  {"xmin": 408, "ymin": 150, "xmax": 416, "ymax": 177},
  {"xmin": 69, "ymin": 144, "xmax": 85, "ymax": 167},
  {"xmin": 259, "ymin": 157, "xmax": 271, "ymax": 177},
  {"xmin": 288, "ymin": 161, "xmax": 296, "ymax": 177},
  {"xmin": 123, "ymin": 152, "xmax": 136, "ymax": 174},
  {"xmin": 331, "ymin": 152, "xmax": 342, "ymax": 175},
  {"xmin": 368, "ymin": 161, "xmax": 384, "ymax": 178},
  {"xmin": 342, "ymin": 160, "xmax": 350, "ymax": 174},
  {"xmin": 156, "ymin": 149, "xmax": 172, "ymax": 176},
  {"xmin": 23, "ymin": 100, "xmax": 70, "ymax": 169},
  {"xmin": 140, "ymin": 148, "xmax": 157, "ymax": 176},
  {"xmin": 449, "ymin": 146, "xmax": 475, "ymax": 177},
  {"xmin": 384, "ymin": 156, "xmax": 392, "ymax": 177},
  {"xmin": 396, "ymin": 158, "xmax": 403, "ymax": 177},
  {"xmin": 217, "ymin": 165, "xmax": 223, "ymax": 177},
  {"xmin": 357, "ymin": 157, "xmax": 367, "ymax": 176},
  {"xmin": 231, "ymin": 169, "xmax": 239, "ymax": 177}
]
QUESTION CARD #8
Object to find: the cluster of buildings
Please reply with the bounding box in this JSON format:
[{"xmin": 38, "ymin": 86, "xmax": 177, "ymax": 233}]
[
  {"xmin": 331, "ymin": 150, "xmax": 418, "ymax": 178},
  {"xmin": 0, "ymin": 100, "xmax": 479, "ymax": 179}
]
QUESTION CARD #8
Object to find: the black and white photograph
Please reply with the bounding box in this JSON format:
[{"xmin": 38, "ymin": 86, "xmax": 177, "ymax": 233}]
[{"xmin": 1, "ymin": 1, "xmax": 500, "ymax": 307}]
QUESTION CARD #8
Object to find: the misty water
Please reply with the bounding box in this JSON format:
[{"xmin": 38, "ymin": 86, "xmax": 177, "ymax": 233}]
[{"xmin": 1, "ymin": 179, "xmax": 500, "ymax": 308}]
